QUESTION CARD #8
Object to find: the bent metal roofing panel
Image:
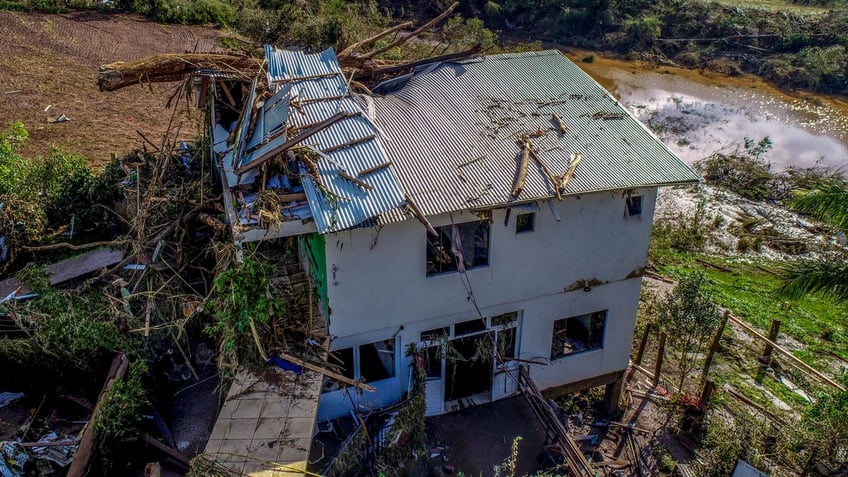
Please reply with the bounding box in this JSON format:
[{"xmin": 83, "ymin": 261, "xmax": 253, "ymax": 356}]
[
  {"xmin": 371, "ymin": 50, "xmax": 699, "ymax": 218},
  {"xmin": 234, "ymin": 46, "xmax": 406, "ymax": 233}
]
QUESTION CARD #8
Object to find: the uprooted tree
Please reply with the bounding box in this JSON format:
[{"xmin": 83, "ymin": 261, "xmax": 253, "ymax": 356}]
[{"xmin": 96, "ymin": 2, "xmax": 484, "ymax": 93}]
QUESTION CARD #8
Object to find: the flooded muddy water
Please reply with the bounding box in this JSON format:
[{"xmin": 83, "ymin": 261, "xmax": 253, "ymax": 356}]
[{"xmin": 568, "ymin": 52, "xmax": 848, "ymax": 171}]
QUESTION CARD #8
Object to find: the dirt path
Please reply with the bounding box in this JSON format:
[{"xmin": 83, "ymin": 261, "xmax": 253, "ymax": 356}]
[{"xmin": 0, "ymin": 11, "xmax": 227, "ymax": 166}]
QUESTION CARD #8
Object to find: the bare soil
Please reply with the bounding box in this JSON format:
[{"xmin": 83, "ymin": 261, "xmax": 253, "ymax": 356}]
[{"xmin": 0, "ymin": 11, "xmax": 227, "ymax": 166}]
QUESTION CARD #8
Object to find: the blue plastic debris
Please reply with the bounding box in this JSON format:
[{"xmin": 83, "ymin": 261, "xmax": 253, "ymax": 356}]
[{"xmin": 267, "ymin": 355, "xmax": 303, "ymax": 375}]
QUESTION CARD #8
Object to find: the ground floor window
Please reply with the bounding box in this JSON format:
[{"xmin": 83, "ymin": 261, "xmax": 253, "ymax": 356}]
[
  {"xmin": 324, "ymin": 338, "xmax": 397, "ymax": 391},
  {"xmin": 551, "ymin": 310, "xmax": 607, "ymax": 360}
]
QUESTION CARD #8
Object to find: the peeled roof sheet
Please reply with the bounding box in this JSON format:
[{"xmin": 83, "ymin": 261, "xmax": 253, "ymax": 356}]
[{"xmin": 250, "ymin": 46, "xmax": 406, "ymax": 233}]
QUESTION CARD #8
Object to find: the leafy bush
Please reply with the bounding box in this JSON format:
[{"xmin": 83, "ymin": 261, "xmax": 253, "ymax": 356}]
[
  {"xmin": 0, "ymin": 122, "xmax": 122, "ymax": 266},
  {"xmin": 620, "ymin": 15, "xmax": 662, "ymax": 51},
  {"xmin": 95, "ymin": 360, "xmax": 150, "ymax": 441},
  {"xmin": 206, "ymin": 254, "xmax": 285, "ymax": 371},
  {"xmin": 651, "ymin": 197, "xmax": 718, "ymax": 255},
  {"xmin": 150, "ymin": 0, "xmax": 235, "ymax": 25},
  {"xmin": 656, "ymin": 270, "xmax": 719, "ymax": 389}
]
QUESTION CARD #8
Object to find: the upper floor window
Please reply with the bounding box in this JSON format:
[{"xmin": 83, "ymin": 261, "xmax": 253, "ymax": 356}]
[
  {"xmin": 426, "ymin": 221, "xmax": 490, "ymax": 276},
  {"xmin": 626, "ymin": 195, "xmax": 643, "ymax": 217},
  {"xmin": 550, "ymin": 310, "xmax": 607, "ymax": 360},
  {"xmin": 515, "ymin": 213, "xmax": 535, "ymax": 233}
]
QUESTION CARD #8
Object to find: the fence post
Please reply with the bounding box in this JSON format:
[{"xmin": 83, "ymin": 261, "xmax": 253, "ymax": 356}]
[
  {"xmin": 760, "ymin": 319, "xmax": 782, "ymax": 366},
  {"xmin": 634, "ymin": 323, "xmax": 652, "ymax": 365},
  {"xmin": 654, "ymin": 332, "xmax": 666, "ymax": 387},
  {"xmin": 703, "ymin": 310, "xmax": 729, "ymax": 382}
]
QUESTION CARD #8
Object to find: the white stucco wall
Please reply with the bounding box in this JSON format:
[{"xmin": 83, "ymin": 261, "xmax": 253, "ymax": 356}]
[{"xmin": 316, "ymin": 188, "xmax": 657, "ymax": 419}]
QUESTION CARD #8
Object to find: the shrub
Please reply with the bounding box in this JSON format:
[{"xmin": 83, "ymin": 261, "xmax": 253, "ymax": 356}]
[
  {"xmin": 151, "ymin": 0, "xmax": 235, "ymax": 25},
  {"xmin": 95, "ymin": 360, "xmax": 150, "ymax": 441},
  {"xmin": 620, "ymin": 15, "xmax": 662, "ymax": 51},
  {"xmin": 696, "ymin": 137, "xmax": 774, "ymax": 201}
]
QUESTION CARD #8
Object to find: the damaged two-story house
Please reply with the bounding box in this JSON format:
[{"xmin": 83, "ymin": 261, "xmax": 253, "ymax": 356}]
[{"xmin": 209, "ymin": 47, "xmax": 699, "ymax": 421}]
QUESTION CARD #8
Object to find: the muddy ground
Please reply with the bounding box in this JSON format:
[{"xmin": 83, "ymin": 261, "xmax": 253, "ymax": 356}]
[{"xmin": 0, "ymin": 11, "xmax": 226, "ymax": 166}]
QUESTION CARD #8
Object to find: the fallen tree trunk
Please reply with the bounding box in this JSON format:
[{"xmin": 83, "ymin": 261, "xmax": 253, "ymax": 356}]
[
  {"xmin": 98, "ymin": 53, "xmax": 262, "ymax": 92},
  {"xmin": 67, "ymin": 353, "xmax": 129, "ymax": 477}
]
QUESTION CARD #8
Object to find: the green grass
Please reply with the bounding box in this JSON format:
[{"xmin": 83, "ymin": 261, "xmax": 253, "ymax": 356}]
[
  {"xmin": 712, "ymin": 0, "xmax": 832, "ymax": 14},
  {"xmin": 653, "ymin": 252, "xmax": 848, "ymax": 369}
]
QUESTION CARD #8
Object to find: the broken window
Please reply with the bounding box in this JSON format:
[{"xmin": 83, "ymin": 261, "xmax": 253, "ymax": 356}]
[
  {"xmin": 426, "ymin": 221, "xmax": 490, "ymax": 276},
  {"xmin": 626, "ymin": 195, "xmax": 643, "ymax": 217},
  {"xmin": 334, "ymin": 347, "xmax": 355, "ymax": 379},
  {"xmin": 323, "ymin": 347, "xmax": 355, "ymax": 392},
  {"xmin": 550, "ymin": 310, "xmax": 607, "ymax": 360},
  {"xmin": 359, "ymin": 339, "xmax": 396, "ymax": 382},
  {"xmin": 515, "ymin": 213, "xmax": 535, "ymax": 233}
]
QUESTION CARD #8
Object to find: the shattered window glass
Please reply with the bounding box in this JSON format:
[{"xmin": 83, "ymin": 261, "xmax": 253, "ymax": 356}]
[
  {"xmin": 550, "ymin": 310, "xmax": 607, "ymax": 360},
  {"xmin": 359, "ymin": 339, "xmax": 396, "ymax": 382},
  {"xmin": 426, "ymin": 221, "xmax": 490, "ymax": 276}
]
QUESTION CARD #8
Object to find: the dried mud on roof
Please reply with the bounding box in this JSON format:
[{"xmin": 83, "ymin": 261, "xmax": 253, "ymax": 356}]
[{"xmin": 0, "ymin": 11, "xmax": 226, "ymax": 166}]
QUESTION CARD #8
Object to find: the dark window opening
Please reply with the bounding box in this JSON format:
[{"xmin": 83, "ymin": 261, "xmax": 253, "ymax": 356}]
[
  {"xmin": 551, "ymin": 310, "xmax": 607, "ymax": 360},
  {"xmin": 324, "ymin": 347, "xmax": 355, "ymax": 392},
  {"xmin": 626, "ymin": 195, "xmax": 643, "ymax": 216},
  {"xmin": 359, "ymin": 339, "xmax": 395, "ymax": 382},
  {"xmin": 426, "ymin": 221, "xmax": 490, "ymax": 276},
  {"xmin": 455, "ymin": 318, "xmax": 486, "ymax": 336},
  {"xmin": 516, "ymin": 213, "xmax": 535, "ymax": 233},
  {"xmin": 446, "ymin": 333, "xmax": 494, "ymax": 400},
  {"xmin": 334, "ymin": 347, "xmax": 355, "ymax": 379},
  {"xmin": 424, "ymin": 346, "xmax": 442, "ymax": 379}
]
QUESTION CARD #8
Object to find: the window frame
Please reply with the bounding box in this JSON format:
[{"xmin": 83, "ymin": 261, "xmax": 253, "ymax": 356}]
[
  {"xmin": 550, "ymin": 310, "xmax": 608, "ymax": 360},
  {"xmin": 515, "ymin": 212, "xmax": 535, "ymax": 234},
  {"xmin": 626, "ymin": 195, "xmax": 643, "ymax": 217},
  {"xmin": 326, "ymin": 337, "xmax": 398, "ymax": 388},
  {"xmin": 425, "ymin": 220, "xmax": 491, "ymax": 277}
]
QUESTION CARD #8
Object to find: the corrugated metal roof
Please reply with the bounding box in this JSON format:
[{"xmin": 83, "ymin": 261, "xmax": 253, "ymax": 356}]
[
  {"xmin": 231, "ymin": 46, "xmax": 406, "ymax": 233},
  {"xmin": 372, "ymin": 50, "xmax": 699, "ymax": 218},
  {"xmin": 265, "ymin": 45, "xmax": 343, "ymax": 84}
]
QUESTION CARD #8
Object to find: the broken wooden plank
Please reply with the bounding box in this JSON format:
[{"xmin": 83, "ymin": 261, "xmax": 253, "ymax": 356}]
[
  {"xmin": 405, "ymin": 193, "xmax": 437, "ymax": 236},
  {"xmin": 276, "ymin": 352, "xmax": 376, "ymax": 392},
  {"xmin": 521, "ymin": 138, "xmax": 561, "ymax": 201},
  {"xmin": 727, "ymin": 313, "xmax": 845, "ymax": 391},
  {"xmin": 511, "ymin": 141, "xmax": 532, "ymax": 197},
  {"xmin": 0, "ymin": 277, "xmax": 31, "ymax": 299},
  {"xmin": 46, "ymin": 247, "xmax": 124, "ymax": 285},
  {"xmin": 338, "ymin": 170, "xmax": 374, "ymax": 191},
  {"xmin": 356, "ymin": 161, "xmax": 392, "ymax": 177},
  {"xmin": 558, "ymin": 152, "xmax": 582, "ymax": 192},
  {"xmin": 275, "ymin": 193, "xmax": 308, "ymax": 202},
  {"xmin": 551, "ymin": 114, "xmax": 568, "ymax": 134},
  {"xmin": 234, "ymin": 111, "xmax": 359, "ymax": 176},
  {"xmin": 67, "ymin": 353, "xmax": 129, "ymax": 477},
  {"xmin": 322, "ymin": 134, "xmax": 377, "ymax": 154}
]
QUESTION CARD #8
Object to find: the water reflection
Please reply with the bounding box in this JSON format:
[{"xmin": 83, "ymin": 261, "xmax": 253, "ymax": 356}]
[{"xmin": 596, "ymin": 67, "xmax": 848, "ymax": 171}]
